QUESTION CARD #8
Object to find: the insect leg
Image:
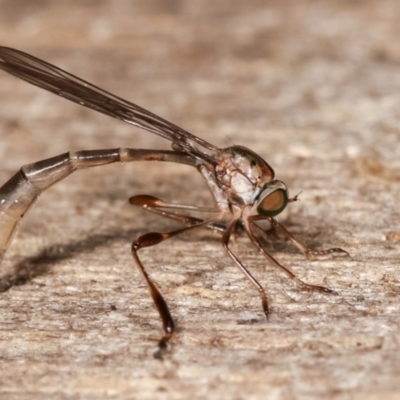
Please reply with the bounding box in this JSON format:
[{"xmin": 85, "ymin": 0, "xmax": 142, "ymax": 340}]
[
  {"xmin": 221, "ymin": 218, "xmax": 269, "ymax": 318},
  {"xmin": 245, "ymin": 216, "xmax": 336, "ymax": 294},
  {"xmin": 129, "ymin": 194, "xmax": 225, "ymax": 233},
  {"xmin": 0, "ymin": 148, "xmax": 195, "ymax": 265},
  {"xmin": 271, "ymin": 219, "xmax": 349, "ymax": 260},
  {"xmin": 131, "ymin": 215, "xmax": 221, "ymax": 359}
]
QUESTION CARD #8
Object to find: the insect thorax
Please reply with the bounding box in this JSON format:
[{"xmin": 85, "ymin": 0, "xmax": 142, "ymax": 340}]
[{"xmin": 215, "ymin": 145, "xmax": 275, "ymax": 205}]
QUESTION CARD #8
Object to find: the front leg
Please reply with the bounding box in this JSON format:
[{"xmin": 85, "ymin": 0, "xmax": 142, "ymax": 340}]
[
  {"xmin": 272, "ymin": 219, "xmax": 349, "ymax": 260},
  {"xmin": 250, "ymin": 216, "xmax": 349, "ymax": 260},
  {"xmin": 245, "ymin": 216, "xmax": 336, "ymax": 294}
]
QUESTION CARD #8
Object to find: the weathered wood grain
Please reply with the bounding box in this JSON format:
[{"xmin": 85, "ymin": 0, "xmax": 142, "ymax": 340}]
[{"xmin": 0, "ymin": 1, "xmax": 400, "ymax": 399}]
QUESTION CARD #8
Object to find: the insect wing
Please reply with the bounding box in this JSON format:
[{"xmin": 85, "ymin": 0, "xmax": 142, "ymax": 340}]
[{"xmin": 0, "ymin": 47, "xmax": 217, "ymax": 153}]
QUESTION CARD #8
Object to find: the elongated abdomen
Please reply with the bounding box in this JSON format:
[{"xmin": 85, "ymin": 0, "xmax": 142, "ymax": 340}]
[
  {"xmin": 0, "ymin": 150, "xmax": 120, "ymax": 264},
  {"xmin": 0, "ymin": 148, "xmax": 195, "ymax": 265}
]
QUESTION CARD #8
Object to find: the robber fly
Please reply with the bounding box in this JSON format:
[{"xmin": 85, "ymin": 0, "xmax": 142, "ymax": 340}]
[{"xmin": 0, "ymin": 47, "xmax": 347, "ymax": 358}]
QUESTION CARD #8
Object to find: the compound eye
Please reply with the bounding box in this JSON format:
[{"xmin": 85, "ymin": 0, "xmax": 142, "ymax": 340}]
[{"xmin": 257, "ymin": 189, "xmax": 288, "ymax": 217}]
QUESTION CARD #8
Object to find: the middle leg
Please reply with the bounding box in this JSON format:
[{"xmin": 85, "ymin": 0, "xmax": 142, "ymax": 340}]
[{"xmin": 129, "ymin": 194, "xmax": 226, "ymax": 233}]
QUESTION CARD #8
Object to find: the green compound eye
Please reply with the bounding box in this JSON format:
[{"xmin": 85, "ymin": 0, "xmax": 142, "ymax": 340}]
[{"xmin": 257, "ymin": 189, "xmax": 288, "ymax": 217}]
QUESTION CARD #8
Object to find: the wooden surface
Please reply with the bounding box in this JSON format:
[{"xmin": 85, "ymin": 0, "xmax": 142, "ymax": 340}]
[{"xmin": 1, "ymin": 1, "xmax": 400, "ymax": 399}]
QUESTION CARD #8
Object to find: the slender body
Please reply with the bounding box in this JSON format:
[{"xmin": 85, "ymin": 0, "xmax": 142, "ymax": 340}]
[
  {"xmin": 0, "ymin": 47, "xmax": 347, "ymax": 358},
  {"xmin": 0, "ymin": 148, "xmax": 194, "ymax": 264}
]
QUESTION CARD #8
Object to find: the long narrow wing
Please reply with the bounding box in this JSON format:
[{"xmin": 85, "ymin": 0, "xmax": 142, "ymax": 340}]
[{"xmin": 0, "ymin": 46, "xmax": 218, "ymax": 154}]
